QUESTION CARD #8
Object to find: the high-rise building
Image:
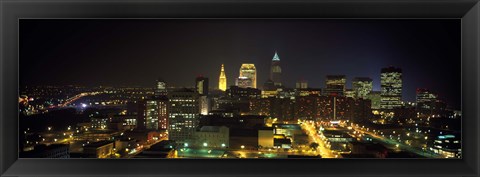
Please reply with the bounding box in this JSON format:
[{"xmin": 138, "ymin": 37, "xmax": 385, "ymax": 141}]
[
  {"xmin": 196, "ymin": 76, "xmax": 210, "ymax": 116},
  {"xmin": 155, "ymin": 78, "xmax": 168, "ymax": 96},
  {"xmin": 416, "ymin": 88, "xmax": 438, "ymax": 116},
  {"xmin": 239, "ymin": 64, "xmax": 257, "ymax": 88},
  {"xmin": 270, "ymin": 51, "xmax": 282, "ymax": 87},
  {"xmin": 144, "ymin": 99, "xmax": 159, "ymax": 130},
  {"xmin": 324, "ymin": 75, "xmax": 346, "ymax": 96},
  {"xmin": 218, "ymin": 64, "xmax": 227, "ymax": 91},
  {"xmin": 195, "ymin": 76, "xmax": 209, "ymax": 96},
  {"xmin": 296, "ymin": 79, "xmax": 308, "ymax": 89},
  {"xmin": 352, "ymin": 77, "xmax": 373, "ymax": 99},
  {"xmin": 380, "ymin": 66, "xmax": 403, "ymax": 110},
  {"xmin": 157, "ymin": 97, "xmax": 169, "ymax": 130},
  {"xmin": 142, "ymin": 97, "xmax": 168, "ymax": 130},
  {"xmin": 168, "ymin": 88, "xmax": 199, "ymax": 144}
]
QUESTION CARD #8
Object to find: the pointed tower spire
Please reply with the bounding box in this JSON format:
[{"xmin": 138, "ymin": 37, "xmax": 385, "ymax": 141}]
[
  {"xmin": 219, "ymin": 64, "xmax": 227, "ymax": 91},
  {"xmin": 272, "ymin": 51, "xmax": 280, "ymax": 61}
]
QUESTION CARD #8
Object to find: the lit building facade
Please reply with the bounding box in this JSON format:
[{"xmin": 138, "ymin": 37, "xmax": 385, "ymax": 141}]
[
  {"xmin": 380, "ymin": 67, "xmax": 403, "ymax": 110},
  {"xmin": 143, "ymin": 97, "xmax": 169, "ymax": 130},
  {"xmin": 195, "ymin": 76, "xmax": 209, "ymax": 96},
  {"xmin": 366, "ymin": 91, "xmax": 381, "ymax": 110},
  {"xmin": 270, "ymin": 51, "xmax": 282, "ymax": 87},
  {"xmin": 218, "ymin": 64, "xmax": 227, "ymax": 91},
  {"xmin": 239, "ymin": 63, "xmax": 257, "ymax": 88},
  {"xmin": 324, "ymin": 75, "xmax": 346, "ymax": 96},
  {"xmin": 352, "ymin": 77, "xmax": 373, "ymax": 99},
  {"xmin": 345, "ymin": 89, "xmax": 355, "ymax": 98},
  {"xmin": 145, "ymin": 100, "xmax": 160, "ymax": 130},
  {"xmin": 155, "ymin": 78, "xmax": 168, "ymax": 96},
  {"xmin": 296, "ymin": 79, "xmax": 308, "ymax": 89},
  {"xmin": 194, "ymin": 126, "xmax": 229, "ymax": 148},
  {"xmin": 236, "ymin": 76, "xmax": 253, "ymax": 88},
  {"xmin": 168, "ymin": 88, "xmax": 199, "ymax": 144},
  {"xmin": 196, "ymin": 76, "xmax": 210, "ymax": 116},
  {"xmin": 416, "ymin": 88, "xmax": 437, "ymax": 110}
]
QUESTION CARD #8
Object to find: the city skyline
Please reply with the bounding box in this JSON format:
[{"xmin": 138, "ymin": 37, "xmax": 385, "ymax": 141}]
[{"xmin": 20, "ymin": 19, "xmax": 461, "ymax": 108}]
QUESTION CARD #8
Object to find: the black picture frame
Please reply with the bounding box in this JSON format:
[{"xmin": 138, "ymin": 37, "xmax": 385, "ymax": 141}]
[{"xmin": 1, "ymin": 0, "xmax": 479, "ymax": 176}]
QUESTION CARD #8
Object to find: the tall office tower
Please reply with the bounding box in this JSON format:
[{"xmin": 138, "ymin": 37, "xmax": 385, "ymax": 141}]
[
  {"xmin": 235, "ymin": 77, "xmax": 253, "ymax": 88},
  {"xmin": 352, "ymin": 77, "xmax": 373, "ymax": 99},
  {"xmin": 195, "ymin": 76, "xmax": 209, "ymax": 96},
  {"xmin": 270, "ymin": 51, "xmax": 282, "ymax": 86},
  {"xmin": 144, "ymin": 100, "xmax": 159, "ymax": 130},
  {"xmin": 140, "ymin": 97, "xmax": 169, "ymax": 130},
  {"xmin": 218, "ymin": 64, "xmax": 227, "ymax": 91},
  {"xmin": 239, "ymin": 64, "xmax": 257, "ymax": 88},
  {"xmin": 324, "ymin": 75, "xmax": 346, "ymax": 96},
  {"xmin": 155, "ymin": 78, "xmax": 168, "ymax": 96},
  {"xmin": 196, "ymin": 76, "xmax": 210, "ymax": 115},
  {"xmin": 380, "ymin": 66, "xmax": 403, "ymax": 110},
  {"xmin": 168, "ymin": 88, "xmax": 199, "ymax": 144},
  {"xmin": 416, "ymin": 88, "xmax": 438, "ymax": 115},
  {"xmin": 296, "ymin": 79, "xmax": 308, "ymax": 89},
  {"xmin": 157, "ymin": 97, "xmax": 169, "ymax": 130}
]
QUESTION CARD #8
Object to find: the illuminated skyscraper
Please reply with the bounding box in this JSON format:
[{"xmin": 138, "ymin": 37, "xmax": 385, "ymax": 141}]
[
  {"xmin": 140, "ymin": 96, "xmax": 168, "ymax": 130},
  {"xmin": 380, "ymin": 66, "xmax": 403, "ymax": 110},
  {"xmin": 168, "ymin": 88, "xmax": 199, "ymax": 144},
  {"xmin": 196, "ymin": 76, "xmax": 210, "ymax": 115},
  {"xmin": 352, "ymin": 77, "xmax": 373, "ymax": 99},
  {"xmin": 324, "ymin": 75, "xmax": 346, "ymax": 96},
  {"xmin": 239, "ymin": 64, "xmax": 257, "ymax": 88},
  {"xmin": 218, "ymin": 64, "xmax": 227, "ymax": 91},
  {"xmin": 270, "ymin": 51, "xmax": 282, "ymax": 86}
]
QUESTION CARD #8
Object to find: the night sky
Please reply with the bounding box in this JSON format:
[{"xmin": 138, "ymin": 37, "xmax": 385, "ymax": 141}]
[{"xmin": 20, "ymin": 19, "xmax": 461, "ymax": 108}]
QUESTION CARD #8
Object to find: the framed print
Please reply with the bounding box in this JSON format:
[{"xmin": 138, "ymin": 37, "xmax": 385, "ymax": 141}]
[{"xmin": 1, "ymin": 0, "xmax": 479, "ymax": 176}]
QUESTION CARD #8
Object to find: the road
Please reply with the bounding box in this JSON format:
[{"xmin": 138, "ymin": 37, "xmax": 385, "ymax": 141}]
[
  {"xmin": 53, "ymin": 91, "xmax": 102, "ymax": 108},
  {"xmin": 350, "ymin": 125, "xmax": 443, "ymax": 158},
  {"xmin": 301, "ymin": 122, "xmax": 337, "ymax": 158}
]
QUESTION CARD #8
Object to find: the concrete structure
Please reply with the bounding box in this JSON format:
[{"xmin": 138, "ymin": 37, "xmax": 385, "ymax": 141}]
[
  {"xmin": 82, "ymin": 140, "xmax": 114, "ymax": 158},
  {"xmin": 194, "ymin": 126, "xmax": 229, "ymax": 148},
  {"xmin": 258, "ymin": 127, "xmax": 274, "ymax": 148}
]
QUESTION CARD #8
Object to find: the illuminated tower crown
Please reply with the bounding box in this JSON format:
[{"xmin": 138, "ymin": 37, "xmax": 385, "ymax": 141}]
[
  {"xmin": 219, "ymin": 64, "xmax": 227, "ymax": 91},
  {"xmin": 270, "ymin": 51, "xmax": 282, "ymax": 86}
]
